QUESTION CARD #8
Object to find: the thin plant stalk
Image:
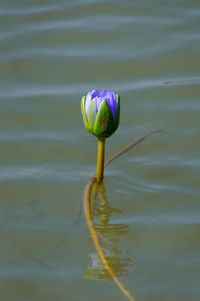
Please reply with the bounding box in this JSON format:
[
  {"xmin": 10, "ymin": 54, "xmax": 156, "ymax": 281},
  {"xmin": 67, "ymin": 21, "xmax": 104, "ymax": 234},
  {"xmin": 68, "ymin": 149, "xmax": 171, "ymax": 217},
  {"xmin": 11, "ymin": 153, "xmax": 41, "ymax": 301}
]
[
  {"xmin": 105, "ymin": 129, "xmax": 161, "ymax": 167},
  {"xmin": 96, "ymin": 137, "xmax": 105, "ymax": 182}
]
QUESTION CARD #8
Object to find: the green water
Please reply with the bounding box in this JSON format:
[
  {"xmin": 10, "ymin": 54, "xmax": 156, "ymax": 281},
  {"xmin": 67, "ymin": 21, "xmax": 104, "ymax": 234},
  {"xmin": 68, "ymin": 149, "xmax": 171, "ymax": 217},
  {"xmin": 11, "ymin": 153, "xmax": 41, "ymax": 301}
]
[{"xmin": 0, "ymin": 0, "xmax": 200, "ymax": 300}]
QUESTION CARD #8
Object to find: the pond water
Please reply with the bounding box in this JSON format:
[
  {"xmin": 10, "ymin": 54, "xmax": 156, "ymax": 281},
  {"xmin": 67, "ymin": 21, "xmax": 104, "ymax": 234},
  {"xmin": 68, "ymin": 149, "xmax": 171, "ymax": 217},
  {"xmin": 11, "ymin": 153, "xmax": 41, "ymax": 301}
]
[{"xmin": 0, "ymin": 0, "xmax": 200, "ymax": 300}]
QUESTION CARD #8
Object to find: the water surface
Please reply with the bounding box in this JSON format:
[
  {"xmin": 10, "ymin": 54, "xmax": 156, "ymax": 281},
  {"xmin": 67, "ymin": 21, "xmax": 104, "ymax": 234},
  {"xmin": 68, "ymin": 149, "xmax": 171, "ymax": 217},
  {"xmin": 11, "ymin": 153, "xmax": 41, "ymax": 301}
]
[{"xmin": 0, "ymin": 0, "xmax": 200, "ymax": 300}]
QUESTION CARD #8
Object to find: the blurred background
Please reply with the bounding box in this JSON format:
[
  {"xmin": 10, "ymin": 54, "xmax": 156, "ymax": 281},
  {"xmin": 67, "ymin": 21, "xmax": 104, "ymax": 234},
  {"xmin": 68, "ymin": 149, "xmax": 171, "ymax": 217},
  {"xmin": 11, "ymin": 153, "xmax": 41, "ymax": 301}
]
[{"xmin": 0, "ymin": 0, "xmax": 200, "ymax": 300}]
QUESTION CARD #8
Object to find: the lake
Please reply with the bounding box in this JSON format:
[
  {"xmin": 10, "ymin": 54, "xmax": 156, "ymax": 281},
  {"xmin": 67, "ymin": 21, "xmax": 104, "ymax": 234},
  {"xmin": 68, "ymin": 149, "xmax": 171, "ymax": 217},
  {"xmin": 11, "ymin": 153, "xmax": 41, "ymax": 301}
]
[{"xmin": 0, "ymin": 0, "xmax": 200, "ymax": 300}]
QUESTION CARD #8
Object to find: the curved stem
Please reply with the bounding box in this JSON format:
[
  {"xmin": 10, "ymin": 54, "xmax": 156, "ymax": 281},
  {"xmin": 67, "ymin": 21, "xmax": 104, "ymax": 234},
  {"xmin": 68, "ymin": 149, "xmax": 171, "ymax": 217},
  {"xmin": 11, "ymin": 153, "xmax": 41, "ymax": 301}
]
[
  {"xmin": 84, "ymin": 178, "xmax": 137, "ymax": 301},
  {"xmin": 96, "ymin": 138, "xmax": 105, "ymax": 182},
  {"xmin": 105, "ymin": 129, "xmax": 162, "ymax": 167}
]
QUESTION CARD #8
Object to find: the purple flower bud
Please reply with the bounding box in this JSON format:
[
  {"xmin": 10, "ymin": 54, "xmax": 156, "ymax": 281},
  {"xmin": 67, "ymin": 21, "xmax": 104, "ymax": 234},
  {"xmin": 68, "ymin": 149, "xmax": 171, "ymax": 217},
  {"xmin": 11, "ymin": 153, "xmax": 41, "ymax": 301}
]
[{"xmin": 81, "ymin": 89, "xmax": 120, "ymax": 138}]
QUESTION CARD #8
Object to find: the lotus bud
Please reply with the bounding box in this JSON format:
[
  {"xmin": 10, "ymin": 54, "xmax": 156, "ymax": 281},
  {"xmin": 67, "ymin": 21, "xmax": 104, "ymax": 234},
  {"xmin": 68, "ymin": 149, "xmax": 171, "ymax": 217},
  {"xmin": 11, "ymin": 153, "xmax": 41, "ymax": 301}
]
[{"xmin": 81, "ymin": 89, "xmax": 120, "ymax": 138}]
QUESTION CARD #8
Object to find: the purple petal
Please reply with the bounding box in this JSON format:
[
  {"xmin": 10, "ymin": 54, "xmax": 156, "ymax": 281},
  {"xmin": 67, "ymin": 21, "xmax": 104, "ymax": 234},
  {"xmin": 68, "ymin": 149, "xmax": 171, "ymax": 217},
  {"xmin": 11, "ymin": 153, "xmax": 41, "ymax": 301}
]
[
  {"xmin": 90, "ymin": 89, "xmax": 100, "ymax": 99},
  {"xmin": 106, "ymin": 99, "xmax": 116, "ymax": 119},
  {"xmin": 85, "ymin": 92, "xmax": 92, "ymax": 116},
  {"xmin": 100, "ymin": 89, "xmax": 107, "ymax": 98},
  {"xmin": 85, "ymin": 89, "xmax": 100, "ymax": 116},
  {"xmin": 100, "ymin": 90, "xmax": 115, "ymax": 101},
  {"xmin": 96, "ymin": 97, "xmax": 103, "ymax": 112},
  {"xmin": 100, "ymin": 90, "xmax": 117, "ymax": 119}
]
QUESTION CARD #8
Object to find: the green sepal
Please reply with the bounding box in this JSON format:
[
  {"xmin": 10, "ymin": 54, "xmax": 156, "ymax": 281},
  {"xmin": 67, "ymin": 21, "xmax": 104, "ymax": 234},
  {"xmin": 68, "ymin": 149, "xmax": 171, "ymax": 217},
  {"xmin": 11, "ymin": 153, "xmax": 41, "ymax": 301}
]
[
  {"xmin": 93, "ymin": 100, "xmax": 115, "ymax": 138},
  {"xmin": 80, "ymin": 96, "xmax": 89, "ymax": 130},
  {"xmin": 115, "ymin": 94, "xmax": 120, "ymax": 130},
  {"xmin": 86, "ymin": 99, "xmax": 96, "ymax": 134}
]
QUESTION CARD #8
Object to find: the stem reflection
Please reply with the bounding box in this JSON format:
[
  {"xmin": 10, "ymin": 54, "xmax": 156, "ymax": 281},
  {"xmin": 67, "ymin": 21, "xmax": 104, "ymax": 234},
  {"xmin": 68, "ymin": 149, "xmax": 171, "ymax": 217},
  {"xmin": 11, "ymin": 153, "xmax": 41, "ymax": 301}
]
[
  {"xmin": 84, "ymin": 179, "xmax": 136, "ymax": 301},
  {"xmin": 85, "ymin": 181, "xmax": 133, "ymax": 280}
]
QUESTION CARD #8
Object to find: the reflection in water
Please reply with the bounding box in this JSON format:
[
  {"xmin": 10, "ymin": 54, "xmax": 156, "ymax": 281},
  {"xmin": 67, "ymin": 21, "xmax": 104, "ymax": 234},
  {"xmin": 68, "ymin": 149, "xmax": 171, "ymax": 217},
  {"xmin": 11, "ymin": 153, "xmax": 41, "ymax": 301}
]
[{"xmin": 85, "ymin": 181, "xmax": 133, "ymax": 280}]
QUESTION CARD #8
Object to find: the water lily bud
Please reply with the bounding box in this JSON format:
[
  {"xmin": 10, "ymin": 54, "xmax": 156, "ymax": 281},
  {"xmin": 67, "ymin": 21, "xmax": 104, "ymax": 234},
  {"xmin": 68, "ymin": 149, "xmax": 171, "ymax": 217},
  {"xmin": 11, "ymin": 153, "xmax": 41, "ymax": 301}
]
[{"xmin": 81, "ymin": 89, "xmax": 120, "ymax": 138}]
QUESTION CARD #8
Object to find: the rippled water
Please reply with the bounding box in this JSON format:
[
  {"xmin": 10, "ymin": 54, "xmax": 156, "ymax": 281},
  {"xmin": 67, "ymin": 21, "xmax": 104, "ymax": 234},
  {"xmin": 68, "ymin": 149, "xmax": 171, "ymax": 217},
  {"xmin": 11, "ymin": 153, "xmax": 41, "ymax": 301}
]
[{"xmin": 0, "ymin": 1, "xmax": 200, "ymax": 300}]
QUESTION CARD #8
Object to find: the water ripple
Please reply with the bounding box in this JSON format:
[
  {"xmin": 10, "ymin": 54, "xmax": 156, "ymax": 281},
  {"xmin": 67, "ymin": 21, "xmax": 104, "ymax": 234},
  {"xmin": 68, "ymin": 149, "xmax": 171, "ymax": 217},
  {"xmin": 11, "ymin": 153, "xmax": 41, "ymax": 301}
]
[
  {"xmin": 0, "ymin": 4, "xmax": 62, "ymax": 16},
  {"xmin": 0, "ymin": 76, "xmax": 199, "ymax": 100},
  {"xmin": 0, "ymin": 165, "xmax": 91, "ymax": 182},
  {"xmin": 116, "ymin": 212, "xmax": 200, "ymax": 226},
  {"xmin": 0, "ymin": 131, "xmax": 72, "ymax": 141}
]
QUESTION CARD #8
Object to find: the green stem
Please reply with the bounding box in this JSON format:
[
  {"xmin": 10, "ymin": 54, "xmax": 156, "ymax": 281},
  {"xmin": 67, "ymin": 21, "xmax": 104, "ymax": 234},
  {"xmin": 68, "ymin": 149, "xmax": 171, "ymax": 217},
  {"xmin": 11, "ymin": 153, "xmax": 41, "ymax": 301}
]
[{"xmin": 96, "ymin": 138, "xmax": 105, "ymax": 182}]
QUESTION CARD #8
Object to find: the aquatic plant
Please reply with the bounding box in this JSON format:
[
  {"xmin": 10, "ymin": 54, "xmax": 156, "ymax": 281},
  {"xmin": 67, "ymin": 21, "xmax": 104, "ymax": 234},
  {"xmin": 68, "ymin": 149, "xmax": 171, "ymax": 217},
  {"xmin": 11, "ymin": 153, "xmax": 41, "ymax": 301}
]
[
  {"xmin": 81, "ymin": 89, "xmax": 160, "ymax": 301},
  {"xmin": 81, "ymin": 89, "xmax": 120, "ymax": 139},
  {"xmin": 81, "ymin": 89, "xmax": 120, "ymax": 181}
]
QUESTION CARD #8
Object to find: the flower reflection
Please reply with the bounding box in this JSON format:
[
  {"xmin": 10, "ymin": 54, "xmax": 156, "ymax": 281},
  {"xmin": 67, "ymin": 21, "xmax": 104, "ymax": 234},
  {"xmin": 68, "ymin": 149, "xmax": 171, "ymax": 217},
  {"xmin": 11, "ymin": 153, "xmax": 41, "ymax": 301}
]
[{"xmin": 84, "ymin": 181, "xmax": 133, "ymax": 280}]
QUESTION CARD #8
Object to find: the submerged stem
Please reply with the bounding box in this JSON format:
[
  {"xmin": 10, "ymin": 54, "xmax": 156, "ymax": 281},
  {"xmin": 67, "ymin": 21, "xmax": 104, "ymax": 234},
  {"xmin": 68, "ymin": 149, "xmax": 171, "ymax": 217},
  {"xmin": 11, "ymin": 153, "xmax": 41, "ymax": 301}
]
[{"xmin": 96, "ymin": 138, "xmax": 105, "ymax": 182}]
